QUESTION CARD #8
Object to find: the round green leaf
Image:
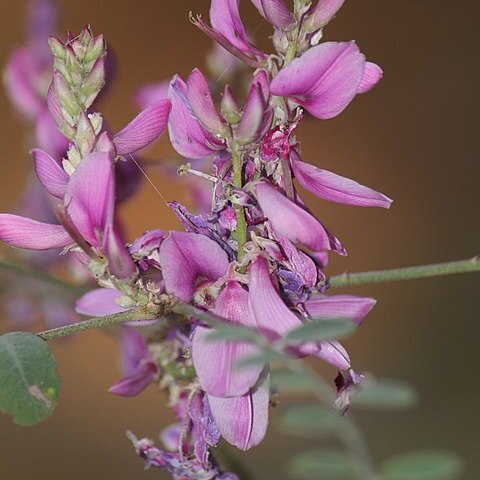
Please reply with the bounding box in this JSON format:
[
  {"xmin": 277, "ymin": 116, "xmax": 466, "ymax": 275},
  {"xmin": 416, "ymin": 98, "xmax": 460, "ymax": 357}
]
[
  {"xmin": 352, "ymin": 379, "xmax": 418, "ymax": 410},
  {"xmin": 286, "ymin": 318, "xmax": 355, "ymax": 344},
  {"xmin": 288, "ymin": 449, "xmax": 354, "ymax": 479},
  {"xmin": 381, "ymin": 451, "xmax": 463, "ymax": 480},
  {"xmin": 278, "ymin": 403, "xmax": 346, "ymax": 437},
  {"xmin": 0, "ymin": 332, "xmax": 60, "ymax": 425}
]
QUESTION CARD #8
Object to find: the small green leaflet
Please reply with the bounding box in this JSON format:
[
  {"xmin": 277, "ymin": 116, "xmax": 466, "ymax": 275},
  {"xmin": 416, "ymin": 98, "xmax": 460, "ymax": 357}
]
[
  {"xmin": 0, "ymin": 332, "xmax": 60, "ymax": 425},
  {"xmin": 205, "ymin": 323, "xmax": 258, "ymax": 343},
  {"xmin": 285, "ymin": 318, "xmax": 355, "ymax": 344},
  {"xmin": 270, "ymin": 369, "xmax": 316, "ymax": 393},
  {"xmin": 381, "ymin": 451, "xmax": 464, "ymax": 480},
  {"xmin": 352, "ymin": 378, "xmax": 418, "ymax": 410},
  {"xmin": 288, "ymin": 449, "xmax": 354, "ymax": 479}
]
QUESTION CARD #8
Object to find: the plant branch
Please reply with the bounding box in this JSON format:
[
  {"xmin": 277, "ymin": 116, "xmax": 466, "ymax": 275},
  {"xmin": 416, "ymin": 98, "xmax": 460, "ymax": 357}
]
[
  {"xmin": 0, "ymin": 258, "xmax": 86, "ymax": 295},
  {"xmin": 230, "ymin": 144, "xmax": 248, "ymax": 261},
  {"xmin": 329, "ymin": 255, "xmax": 480, "ymax": 289},
  {"xmin": 37, "ymin": 306, "xmax": 160, "ymax": 341}
]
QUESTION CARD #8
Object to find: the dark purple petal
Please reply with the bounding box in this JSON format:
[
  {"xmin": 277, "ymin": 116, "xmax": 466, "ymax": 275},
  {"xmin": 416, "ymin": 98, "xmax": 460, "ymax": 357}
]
[
  {"xmin": 32, "ymin": 148, "xmax": 68, "ymax": 199},
  {"xmin": 0, "ymin": 214, "xmax": 71, "ymax": 250},
  {"xmin": 113, "ymin": 99, "xmax": 171, "ymax": 155},
  {"xmin": 255, "ymin": 182, "xmax": 335, "ymax": 252},
  {"xmin": 248, "ymin": 256, "xmax": 303, "ymax": 339},
  {"xmin": 186, "ymin": 69, "xmax": 226, "ymax": 135},
  {"xmin": 193, "ymin": 282, "xmax": 262, "ymax": 397},
  {"xmin": 159, "ymin": 231, "xmax": 230, "ymax": 302},
  {"xmin": 168, "ymin": 75, "xmax": 225, "ymax": 159},
  {"xmin": 65, "ymin": 151, "xmax": 115, "ymax": 248},
  {"xmin": 291, "ymin": 150, "xmax": 392, "ymax": 208},
  {"xmin": 208, "ymin": 371, "xmax": 269, "ymax": 451},
  {"xmin": 250, "ymin": 0, "xmax": 295, "ymax": 29},
  {"xmin": 270, "ymin": 41, "xmax": 368, "ymax": 119},
  {"xmin": 357, "ymin": 62, "xmax": 383, "ymax": 94},
  {"xmin": 304, "ymin": 294, "xmax": 376, "ymax": 327}
]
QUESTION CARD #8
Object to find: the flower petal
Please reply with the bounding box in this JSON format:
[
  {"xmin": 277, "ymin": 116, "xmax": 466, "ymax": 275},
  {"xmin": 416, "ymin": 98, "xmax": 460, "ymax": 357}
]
[
  {"xmin": 255, "ymin": 182, "xmax": 336, "ymax": 252},
  {"xmin": 102, "ymin": 224, "xmax": 137, "ymax": 280},
  {"xmin": 193, "ymin": 282, "xmax": 262, "ymax": 397},
  {"xmin": 108, "ymin": 360, "xmax": 157, "ymax": 397},
  {"xmin": 65, "ymin": 151, "xmax": 115, "ymax": 248},
  {"xmin": 304, "ymin": 294, "xmax": 376, "ymax": 327},
  {"xmin": 248, "ymin": 256, "xmax": 303, "ymax": 339},
  {"xmin": 315, "ymin": 340, "xmax": 351, "ymax": 370},
  {"xmin": 186, "ymin": 69, "xmax": 226, "ymax": 135},
  {"xmin": 250, "ymin": 0, "xmax": 295, "ymax": 29},
  {"xmin": 75, "ymin": 288, "xmax": 125, "ymax": 317},
  {"xmin": 208, "ymin": 371, "xmax": 270, "ymax": 451},
  {"xmin": 291, "ymin": 150, "xmax": 392, "ymax": 208},
  {"xmin": 135, "ymin": 81, "xmax": 170, "ymax": 110},
  {"xmin": 159, "ymin": 231, "xmax": 230, "ymax": 302},
  {"xmin": 308, "ymin": 0, "xmax": 345, "ymax": 29},
  {"xmin": 168, "ymin": 75, "xmax": 225, "ymax": 159},
  {"xmin": 357, "ymin": 62, "xmax": 383, "ymax": 94},
  {"xmin": 236, "ymin": 83, "xmax": 267, "ymax": 144},
  {"xmin": 113, "ymin": 99, "xmax": 171, "ymax": 155},
  {"xmin": 270, "ymin": 41, "xmax": 367, "ymax": 119},
  {"xmin": 32, "ymin": 148, "xmax": 68, "ymax": 199},
  {"xmin": 0, "ymin": 214, "xmax": 71, "ymax": 250},
  {"xmin": 34, "ymin": 108, "xmax": 69, "ymax": 158}
]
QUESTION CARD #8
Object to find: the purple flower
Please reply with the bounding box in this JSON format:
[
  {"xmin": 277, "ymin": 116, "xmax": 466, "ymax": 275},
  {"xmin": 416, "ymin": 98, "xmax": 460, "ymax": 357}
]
[
  {"xmin": 290, "ymin": 149, "xmax": 392, "ymax": 208},
  {"xmin": 109, "ymin": 329, "xmax": 158, "ymax": 397},
  {"xmin": 270, "ymin": 41, "xmax": 382, "ymax": 119},
  {"xmin": 193, "ymin": 281, "xmax": 263, "ymax": 397},
  {"xmin": 192, "ymin": 0, "xmax": 267, "ymax": 68},
  {"xmin": 306, "ymin": 0, "xmax": 345, "ymax": 31},
  {"xmin": 255, "ymin": 181, "xmax": 345, "ymax": 254},
  {"xmin": 250, "ymin": 0, "xmax": 295, "ymax": 30}
]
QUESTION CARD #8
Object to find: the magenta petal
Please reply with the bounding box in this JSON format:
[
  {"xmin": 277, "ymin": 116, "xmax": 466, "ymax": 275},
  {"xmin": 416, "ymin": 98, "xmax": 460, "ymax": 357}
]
[
  {"xmin": 168, "ymin": 76, "xmax": 225, "ymax": 159},
  {"xmin": 309, "ymin": 0, "xmax": 345, "ymax": 28},
  {"xmin": 208, "ymin": 372, "xmax": 269, "ymax": 451},
  {"xmin": 270, "ymin": 41, "xmax": 367, "ymax": 119},
  {"xmin": 113, "ymin": 99, "xmax": 171, "ymax": 155},
  {"xmin": 255, "ymin": 182, "xmax": 333, "ymax": 252},
  {"xmin": 75, "ymin": 288, "xmax": 125, "ymax": 317},
  {"xmin": 120, "ymin": 328, "xmax": 151, "ymax": 374},
  {"xmin": 4, "ymin": 48, "xmax": 43, "ymax": 119},
  {"xmin": 32, "ymin": 148, "xmax": 68, "ymax": 199},
  {"xmin": 186, "ymin": 69, "xmax": 226, "ymax": 134},
  {"xmin": 291, "ymin": 151, "xmax": 392, "ymax": 208},
  {"xmin": 304, "ymin": 294, "xmax": 376, "ymax": 327},
  {"xmin": 34, "ymin": 108, "xmax": 69, "ymax": 158},
  {"xmin": 237, "ymin": 84, "xmax": 267, "ymax": 144},
  {"xmin": 159, "ymin": 231, "xmax": 229, "ymax": 302},
  {"xmin": 108, "ymin": 360, "xmax": 157, "ymax": 397},
  {"xmin": 210, "ymin": 0, "xmax": 265, "ymax": 58},
  {"xmin": 250, "ymin": 0, "xmax": 295, "ymax": 29},
  {"xmin": 0, "ymin": 214, "xmax": 71, "ymax": 250},
  {"xmin": 357, "ymin": 62, "xmax": 383, "ymax": 94},
  {"xmin": 193, "ymin": 282, "xmax": 262, "ymax": 397},
  {"xmin": 248, "ymin": 256, "xmax": 303, "ymax": 339},
  {"xmin": 65, "ymin": 151, "xmax": 115, "ymax": 248},
  {"xmin": 315, "ymin": 341, "xmax": 351, "ymax": 370}
]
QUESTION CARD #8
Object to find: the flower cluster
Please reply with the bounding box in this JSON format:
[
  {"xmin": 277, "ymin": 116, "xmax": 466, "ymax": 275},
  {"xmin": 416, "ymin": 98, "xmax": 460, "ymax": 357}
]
[{"xmin": 0, "ymin": 1, "xmax": 392, "ymax": 478}]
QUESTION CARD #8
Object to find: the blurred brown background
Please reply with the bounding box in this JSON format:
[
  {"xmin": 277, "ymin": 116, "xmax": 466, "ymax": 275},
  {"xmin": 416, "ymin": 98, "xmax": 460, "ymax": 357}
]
[{"xmin": 0, "ymin": 1, "xmax": 479, "ymax": 479}]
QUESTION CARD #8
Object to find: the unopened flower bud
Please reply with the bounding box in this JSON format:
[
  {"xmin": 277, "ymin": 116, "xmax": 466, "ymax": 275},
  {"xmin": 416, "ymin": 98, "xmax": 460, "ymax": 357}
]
[
  {"xmin": 76, "ymin": 112, "xmax": 96, "ymax": 156},
  {"xmin": 81, "ymin": 57, "xmax": 105, "ymax": 108},
  {"xmin": 48, "ymin": 36, "xmax": 66, "ymax": 59},
  {"xmin": 53, "ymin": 70, "xmax": 82, "ymax": 118},
  {"xmin": 84, "ymin": 34, "xmax": 105, "ymax": 64},
  {"xmin": 221, "ymin": 86, "xmax": 241, "ymax": 124}
]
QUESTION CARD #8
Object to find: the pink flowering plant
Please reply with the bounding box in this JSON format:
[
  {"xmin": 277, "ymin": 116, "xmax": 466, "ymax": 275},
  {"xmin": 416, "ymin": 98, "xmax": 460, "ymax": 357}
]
[{"xmin": 0, "ymin": 1, "xmax": 478, "ymax": 479}]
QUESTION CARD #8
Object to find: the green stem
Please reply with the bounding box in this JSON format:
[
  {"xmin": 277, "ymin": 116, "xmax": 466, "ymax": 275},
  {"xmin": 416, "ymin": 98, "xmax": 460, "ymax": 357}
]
[
  {"xmin": 37, "ymin": 306, "xmax": 160, "ymax": 341},
  {"xmin": 329, "ymin": 255, "xmax": 480, "ymax": 289},
  {"xmin": 217, "ymin": 444, "xmax": 256, "ymax": 480},
  {"xmin": 0, "ymin": 258, "xmax": 86, "ymax": 296},
  {"xmin": 231, "ymin": 144, "xmax": 248, "ymax": 261},
  {"xmin": 284, "ymin": 26, "xmax": 299, "ymax": 65}
]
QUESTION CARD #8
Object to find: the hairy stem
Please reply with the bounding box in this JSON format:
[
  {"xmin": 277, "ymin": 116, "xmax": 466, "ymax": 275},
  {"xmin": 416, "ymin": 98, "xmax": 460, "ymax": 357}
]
[
  {"xmin": 329, "ymin": 255, "xmax": 480, "ymax": 289},
  {"xmin": 0, "ymin": 258, "xmax": 86, "ymax": 295},
  {"xmin": 284, "ymin": 26, "xmax": 299, "ymax": 65},
  {"xmin": 231, "ymin": 144, "xmax": 248, "ymax": 261},
  {"xmin": 37, "ymin": 306, "xmax": 160, "ymax": 341}
]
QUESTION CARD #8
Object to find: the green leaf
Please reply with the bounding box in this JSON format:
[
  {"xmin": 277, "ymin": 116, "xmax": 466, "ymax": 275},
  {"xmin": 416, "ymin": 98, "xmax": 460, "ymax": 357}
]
[
  {"xmin": 352, "ymin": 379, "xmax": 418, "ymax": 410},
  {"xmin": 278, "ymin": 403, "xmax": 346, "ymax": 438},
  {"xmin": 0, "ymin": 332, "xmax": 60, "ymax": 425},
  {"xmin": 271, "ymin": 369, "xmax": 316, "ymax": 393},
  {"xmin": 288, "ymin": 449, "xmax": 354, "ymax": 479},
  {"xmin": 285, "ymin": 318, "xmax": 355, "ymax": 344},
  {"xmin": 235, "ymin": 349, "xmax": 285, "ymax": 370},
  {"xmin": 381, "ymin": 451, "xmax": 463, "ymax": 480},
  {"xmin": 205, "ymin": 323, "xmax": 258, "ymax": 343}
]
